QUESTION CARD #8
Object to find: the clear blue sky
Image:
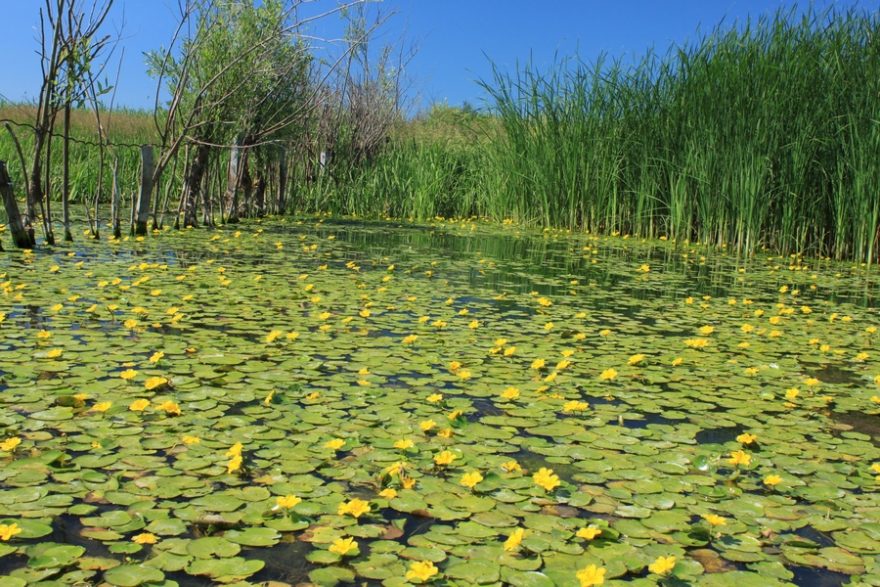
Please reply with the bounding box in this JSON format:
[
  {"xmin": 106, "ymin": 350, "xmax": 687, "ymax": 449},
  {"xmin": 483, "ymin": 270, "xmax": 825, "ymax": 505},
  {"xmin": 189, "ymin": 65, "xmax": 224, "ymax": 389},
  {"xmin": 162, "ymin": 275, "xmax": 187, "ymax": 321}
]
[{"xmin": 2, "ymin": 0, "xmax": 877, "ymax": 111}]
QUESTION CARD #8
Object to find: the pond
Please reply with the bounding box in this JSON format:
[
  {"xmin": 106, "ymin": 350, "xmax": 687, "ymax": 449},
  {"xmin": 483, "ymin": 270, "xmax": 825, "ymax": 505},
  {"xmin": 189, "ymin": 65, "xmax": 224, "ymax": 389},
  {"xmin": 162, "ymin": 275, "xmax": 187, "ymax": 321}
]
[{"xmin": 0, "ymin": 217, "xmax": 878, "ymax": 586}]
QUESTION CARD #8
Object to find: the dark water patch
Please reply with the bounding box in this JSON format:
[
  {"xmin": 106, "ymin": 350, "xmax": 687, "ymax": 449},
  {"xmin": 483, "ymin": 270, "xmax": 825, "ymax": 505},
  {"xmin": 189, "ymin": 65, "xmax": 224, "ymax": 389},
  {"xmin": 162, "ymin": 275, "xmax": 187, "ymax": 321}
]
[
  {"xmin": 793, "ymin": 525, "xmax": 835, "ymax": 548},
  {"xmin": 830, "ymin": 411, "xmax": 880, "ymax": 445},
  {"xmin": 617, "ymin": 412, "xmax": 677, "ymax": 429},
  {"xmin": 789, "ymin": 565, "xmax": 849, "ymax": 587},
  {"xmin": 244, "ymin": 539, "xmax": 313, "ymax": 585},
  {"xmin": 695, "ymin": 425, "xmax": 745, "ymax": 445}
]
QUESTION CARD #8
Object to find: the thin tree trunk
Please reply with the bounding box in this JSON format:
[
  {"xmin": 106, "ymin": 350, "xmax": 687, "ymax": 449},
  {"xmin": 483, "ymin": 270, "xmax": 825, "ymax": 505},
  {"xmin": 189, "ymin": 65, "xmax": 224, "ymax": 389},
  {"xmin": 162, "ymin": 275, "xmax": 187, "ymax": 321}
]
[
  {"xmin": 0, "ymin": 161, "xmax": 32, "ymax": 249},
  {"xmin": 224, "ymin": 143, "xmax": 241, "ymax": 223},
  {"xmin": 111, "ymin": 157, "xmax": 121, "ymax": 239},
  {"xmin": 277, "ymin": 149, "xmax": 288, "ymax": 214},
  {"xmin": 135, "ymin": 145, "xmax": 154, "ymax": 236},
  {"xmin": 254, "ymin": 172, "xmax": 266, "ymax": 218},
  {"xmin": 62, "ymin": 100, "xmax": 73, "ymax": 241},
  {"xmin": 43, "ymin": 120, "xmax": 56, "ymax": 246},
  {"xmin": 182, "ymin": 144, "xmax": 210, "ymax": 228}
]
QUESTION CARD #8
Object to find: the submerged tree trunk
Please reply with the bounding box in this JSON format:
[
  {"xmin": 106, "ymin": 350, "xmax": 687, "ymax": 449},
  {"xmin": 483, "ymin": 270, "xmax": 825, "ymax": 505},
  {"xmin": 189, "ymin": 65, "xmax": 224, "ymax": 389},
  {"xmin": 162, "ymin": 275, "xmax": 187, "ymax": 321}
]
[
  {"xmin": 182, "ymin": 144, "xmax": 210, "ymax": 228},
  {"xmin": 134, "ymin": 146, "xmax": 154, "ymax": 236},
  {"xmin": 277, "ymin": 149, "xmax": 288, "ymax": 214},
  {"xmin": 254, "ymin": 172, "xmax": 266, "ymax": 218},
  {"xmin": 0, "ymin": 161, "xmax": 33, "ymax": 249},
  {"xmin": 224, "ymin": 144, "xmax": 242, "ymax": 224}
]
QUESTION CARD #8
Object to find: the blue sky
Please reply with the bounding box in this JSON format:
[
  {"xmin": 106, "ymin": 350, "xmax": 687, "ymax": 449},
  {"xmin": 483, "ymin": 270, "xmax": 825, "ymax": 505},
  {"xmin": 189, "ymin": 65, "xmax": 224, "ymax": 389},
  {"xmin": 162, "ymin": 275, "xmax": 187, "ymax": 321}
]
[{"xmin": 2, "ymin": 0, "xmax": 877, "ymax": 111}]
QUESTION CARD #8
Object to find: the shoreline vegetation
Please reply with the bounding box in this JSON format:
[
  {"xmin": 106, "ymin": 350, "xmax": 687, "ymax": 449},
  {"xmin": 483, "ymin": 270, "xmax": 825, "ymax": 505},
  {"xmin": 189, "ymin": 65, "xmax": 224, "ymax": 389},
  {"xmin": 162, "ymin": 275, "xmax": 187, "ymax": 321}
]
[{"xmin": 0, "ymin": 5, "xmax": 878, "ymax": 265}]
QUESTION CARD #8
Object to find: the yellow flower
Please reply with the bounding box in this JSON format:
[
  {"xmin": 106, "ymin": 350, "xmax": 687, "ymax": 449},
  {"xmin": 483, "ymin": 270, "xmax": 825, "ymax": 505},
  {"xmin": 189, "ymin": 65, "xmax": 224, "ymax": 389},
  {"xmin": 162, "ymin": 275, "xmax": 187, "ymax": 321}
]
[
  {"xmin": 697, "ymin": 325, "xmax": 714, "ymax": 336},
  {"xmin": 329, "ymin": 536, "xmax": 358, "ymax": 556},
  {"xmin": 265, "ymin": 330, "xmax": 283, "ymax": 343},
  {"xmin": 45, "ymin": 348, "xmax": 63, "ymax": 359},
  {"xmin": 599, "ymin": 328, "xmax": 612, "ymax": 337},
  {"xmin": 437, "ymin": 428, "xmax": 454, "ymax": 439},
  {"xmin": 728, "ymin": 450, "xmax": 752, "ymax": 467},
  {"xmin": 576, "ymin": 525, "xmax": 602, "ymax": 540},
  {"xmin": 627, "ymin": 354, "xmax": 646, "ymax": 366},
  {"xmin": 531, "ymin": 358, "xmax": 546, "ymax": 370},
  {"xmin": 648, "ymin": 555, "xmax": 676, "ymax": 576},
  {"xmin": 533, "ymin": 467, "xmax": 560, "ymax": 491},
  {"xmin": 434, "ymin": 450, "xmax": 457, "ymax": 466},
  {"xmin": 785, "ymin": 388, "xmax": 800, "ymax": 401},
  {"xmin": 276, "ymin": 495, "xmax": 302, "ymax": 509},
  {"xmin": 763, "ymin": 474, "xmax": 782, "ymax": 487},
  {"xmin": 420, "ymin": 419, "xmax": 437, "ymax": 432},
  {"xmin": 120, "ymin": 369, "xmax": 138, "ymax": 381},
  {"xmin": 91, "ymin": 401, "xmax": 112, "ymax": 413},
  {"xmin": 182, "ymin": 435, "xmax": 200, "ymax": 445},
  {"xmin": 338, "ymin": 498, "xmax": 371, "ymax": 519},
  {"xmin": 0, "ymin": 437, "xmax": 22, "ymax": 452},
  {"xmin": 576, "ymin": 564, "xmax": 606, "ymax": 586},
  {"xmin": 0, "ymin": 523, "xmax": 23, "ymax": 541},
  {"xmin": 804, "ymin": 377, "xmax": 821, "ymax": 387},
  {"xmin": 684, "ymin": 338, "xmax": 709, "ymax": 349},
  {"xmin": 563, "ymin": 400, "xmax": 588, "ymax": 413},
  {"xmin": 394, "ymin": 439, "xmax": 415, "ymax": 450},
  {"xmin": 736, "ymin": 433, "xmax": 757, "ymax": 445},
  {"xmin": 671, "ymin": 357, "xmax": 684, "ymax": 366},
  {"xmin": 637, "ymin": 264, "xmax": 650, "ymax": 273},
  {"xmin": 36, "ymin": 330, "xmax": 52, "ymax": 339},
  {"xmin": 741, "ymin": 323, "xmax": 755, "ymax": 333},
  {"xmin": 427, "ymin": 393, "xmax": 443, "ymax": 403},
  {"xmin": 500, "ymin": 386, "xmax": 520, "ymax": 400},
  {"xmin": 144, "ymin": 376, "xmax": 168, "ymax": 391},
  {"xmin": 703, "ymin": 514, "xmax": 727, "ymax": 526},
  {"xmin": 226, "ymin": 455, "xmax": 243, "ymax": 474},
  {"xmin": 402, "ymin": 334, "xmax": 418, "ymax": 345},
  {"xmin": 501, "ymin": 460, "xmax": 522, "ymax": 473},
  {"xmin": 503, "ymin": 528, "xmax": 525, "ymax": 551},
  {"xmin": 537, "ymin": 297, "xmax": 552, "ymax": 307},
  {"xmin": 468, "ymin": 320, "xmax": 480, "ymax": 330},
  {"xmin": 325, "ymin": 438, "xmax": 346, "ymax": 450},
  {"xmin": 405, "ymin": 560, "xmax": 439, "ymax": 583},
  {"xmin": 226, "ymin": 442, "xmax": 243, "ymax": 457},
  {"xmin": 598, "ymin": 368, "xmax": 617, "ymax": 381},
  {"xmin": 460, "ymin": 471, "xmax": 484, "ymax": 490},
  {"xmin": 132, "ymin": 532, "xmax": 158, "ymax": 544},
  {"xmin": 379, "ymin": 488, "xmax": 398, "ymax": 499},
  {"xmin": 129, "ymin": 399, "xmax": 150, "ymax": 412},
  {"xmin": 157, "ymin": 400, "xmax": 181, "ymax": 416},
  {"xmin": 123, "ymin": 319, "xmax": 139, "ymax": 329}
]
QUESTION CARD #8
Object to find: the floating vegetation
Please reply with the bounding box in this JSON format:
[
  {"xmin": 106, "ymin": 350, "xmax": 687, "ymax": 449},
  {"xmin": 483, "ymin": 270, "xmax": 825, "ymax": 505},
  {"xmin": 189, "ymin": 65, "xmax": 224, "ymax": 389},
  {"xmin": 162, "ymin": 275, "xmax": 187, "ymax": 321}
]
[{"xmin": 0, "ymin": 217, "xmax": 878, "ymax": 586}]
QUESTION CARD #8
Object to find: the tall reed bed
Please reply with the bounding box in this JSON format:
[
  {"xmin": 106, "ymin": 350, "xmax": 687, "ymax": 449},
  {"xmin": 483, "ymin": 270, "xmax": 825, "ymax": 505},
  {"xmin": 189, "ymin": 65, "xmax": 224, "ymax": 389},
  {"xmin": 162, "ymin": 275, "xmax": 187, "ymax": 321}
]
[{"xmin": 474, "ymin": 6, "xmax": 880, "ymax": 262}]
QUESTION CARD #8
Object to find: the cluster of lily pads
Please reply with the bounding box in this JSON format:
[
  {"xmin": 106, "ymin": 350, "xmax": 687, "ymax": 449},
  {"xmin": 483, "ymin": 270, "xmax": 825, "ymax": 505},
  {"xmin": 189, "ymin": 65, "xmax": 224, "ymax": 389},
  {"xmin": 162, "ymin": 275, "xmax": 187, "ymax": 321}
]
[{"xmin": 0, "ymin": 217, "xmax": 878, "ymax": 586}]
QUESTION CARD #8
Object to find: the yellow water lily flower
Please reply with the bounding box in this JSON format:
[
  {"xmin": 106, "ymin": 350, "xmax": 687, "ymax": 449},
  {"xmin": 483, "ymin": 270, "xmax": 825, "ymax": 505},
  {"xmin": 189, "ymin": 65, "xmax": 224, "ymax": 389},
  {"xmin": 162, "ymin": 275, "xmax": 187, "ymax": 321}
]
[
  {"xmin": 276, "ymin": 495, "xmax": 302, "ymax": 509},
  {"xmin": 531, "ymin": 358, "xmax": 546, "ymax": 370},
  {"xmin": 537, "ymin": 297, "xmax": 552, "ymax": 307},
  {"xmin": 785, "ymin": 388, "xmax": 800, "ymax": 401},
  {"xmin": 405, "ymin": 560, "xmax": 439, "ymax": 583},
  {"xmin": 394, "ymin": 439, "xmax": 415, "ymax": 450},
  {"xmin": 683, "ymin": 338, "xmax": 709, "ymax": 348},
  {"xmin": 337, "ymin": 498, "xmax": 371, "ymax": 519},
  {"xmin": 325, "ymin": 438, "xmax": 346, "ymax": 450},
  {"xmin": 501, "ymin": 386, "xmax": 520, "ymax": 400},
  {"xmin": 563, "ymin": 400, "xmax": 588, "ymax": 413},
  {"xmin": 144, "ymin": 376, "xmax": 168, "ymax": 391},
  {"xmin": 460, "ymin": 471, "xmax": 483, "ymax": 490},
  {"xmin": 0, "ymin": 437, "xmax": 22, "ymax": 452},
  {"xmin": 763, "ymin": 474, "xmax": 782, "ymax": 487},
  {"xmin": 226, "ymin": 442, "xmax": 243, "ymax": 457},
  {"xmin": 703, "ymin": 513, "xmax": 727, "ymax": 526},
  {"xmin": 533, "ymin": 467, "xmax": 560, "ymax": 491},
  {"xmin": 627, "ymin": 354, "xmax": 645, "ymax": 366},
  {"xmin": 427, "ymin": 393, "xmax": 443, "ymax": 403},
  {"xmin": 157, "ymin": 400, "xmax": 181, "ymax": 416},
  {"xmin": 728, "ymin": 450, "xmax": 752, "ymax": 467},
  {"xmin": 697, "ymin": 325, "xmax": 714, "ymax": 336},
  {"xmin": 182, "ymin": 435, "xmax": 200, "ymax": 445},
  {"xmin": 420, "ymin": 419, "xmax": 437, "ymax": 432},
  {"xmin": 91, "ymin": 402, "xmax": 112, "ymax": 413},
  {"xmin": 379, "ymin": 488, "xmax": 398, "ymax": 499},
  {"xmin": 576, "ymin": 525, "xmax": 602, "ymax": 540},
  {"xmin": 434, "ymin": 450, "xmax": 457, "ymax": 466},
  {"xmin": 123, "ymin": 319, "xmax": 139, "ymax": 329},
  {"xmin": 503, "ymin": 528, "xmax": 525, "ymax": 551},
  {"xmin": 120, "ymin": 369, "xmax": 138, "ymax": 381},
  {"xmin": 129, "ymin": 399, "xmax": 150, "ymax": 412},
  {"xmin": 577, "ymin": 563, "xmax": 606, "ymax": 586},
  {"xmin": 0, "ymin": 523, "xmax": 23, "ymax": 541},
  {"xmin": 598, "ymin": 368, "xmax": 617, "ymax": 381},
  {"xmin": 637, "ymin": 264, "xmax": 650, "ymax": 273},
  {"xmin": 132, "ymin": 532, "xmax": 158, "ymax": 544},
  {"xmin": 736, "ymin": 433, "xmax": 757, "ymax": 445},
  {"xmin": 45, "ymin": 348, "xmax": 63, "ymax": 359},
  {"xmin": 329, "ymin": 536, "xmax": 358, "ymax": 556},
  {"xmin": 648, "ymin": 555, "xmax": 676, "ymax": 576},
  {"xmin": 402, "ymin": 334, "xmax": 418, "ymax": 345},
  {"xmin": 501, "ymin": 460, "xmax": 522, "ymax": 473},
  {"xmin": 226, "ymin": 455, "xmax": 243, "ymax": 474}
]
